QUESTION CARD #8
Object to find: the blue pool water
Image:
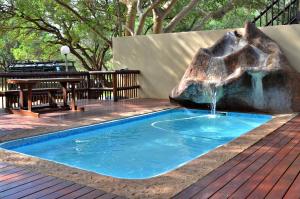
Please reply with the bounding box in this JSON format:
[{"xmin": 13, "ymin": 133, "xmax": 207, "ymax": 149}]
[{"xmin": 0, "ymin": 109, "xmax": 271, "ymax": 179}]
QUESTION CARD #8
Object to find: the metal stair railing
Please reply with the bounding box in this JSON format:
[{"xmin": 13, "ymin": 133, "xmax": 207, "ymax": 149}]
[{"xmin": 253, "ymin": 0, "xmax": 299, "ymax": 27}]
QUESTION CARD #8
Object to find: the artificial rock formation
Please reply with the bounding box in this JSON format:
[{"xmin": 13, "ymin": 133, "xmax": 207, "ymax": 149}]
[{"xmin": 170, "ymin": 22, "xmax": 300, "ymax": 113}]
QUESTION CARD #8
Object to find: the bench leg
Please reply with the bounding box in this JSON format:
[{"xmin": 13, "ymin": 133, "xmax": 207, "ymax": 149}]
[
  {"xmin": 5, "ymin": 95, "xmax": 10, "ymax": 109},
  {"xmin": 70, "ymin": 83, "xmax": 76, "ymax": 111},
  {"xmin": 27, "ymin": 84, "xmax": 32, "ymax": 112},
  {"xmin": 19, "ymin": 85, "xmax": 25, "ymax": 110},
  {"xmin": 48, "ymin": 91, "xmax": 57, "ymax": 108},
  {"xmin": 61, "ymin": 82, "xmax": 68, "ymax": 108}
]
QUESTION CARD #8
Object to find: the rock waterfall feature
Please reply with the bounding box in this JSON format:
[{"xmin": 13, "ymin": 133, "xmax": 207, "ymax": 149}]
[{"xmin": 170, "ymin": 22, "xmax": 300, "ymax": 113}]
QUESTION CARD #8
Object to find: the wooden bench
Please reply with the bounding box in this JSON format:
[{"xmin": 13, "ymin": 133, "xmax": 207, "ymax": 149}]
[
  {"xmin": 6, "ymin": 78, "xmax": 84, "ymax": 117},
  {"xmin": 2, "ymin": 88, "xmax": 61, "ymax": 109}
]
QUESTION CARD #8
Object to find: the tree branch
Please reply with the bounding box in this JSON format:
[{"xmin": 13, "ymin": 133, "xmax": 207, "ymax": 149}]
[
  {"xmin": 136, "ymin": 0, "xmax": 165, "ymax": 35},
  {"xmin": 54, "ymin": 0, "xmax": 112, "ymax": 47},
  {"xmin": 164, "ymin": 0, "xmax": 199, "ymax": 33},
  {"xmin": 152, "ymin": 0, "xmax": 178, "ymax": 33},
  {"xmin": 192, "ymin": 0, "xmax": 235, "ymax": 31},
  {"xmin": 124, "ymin": 1, "xmax": 137, "ymax": 36}
]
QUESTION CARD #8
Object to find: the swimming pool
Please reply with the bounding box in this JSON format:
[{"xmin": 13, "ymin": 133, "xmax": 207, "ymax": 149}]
[{"xmin": 0, "ymin": 109, "xmax": 271, "ymax": 179}]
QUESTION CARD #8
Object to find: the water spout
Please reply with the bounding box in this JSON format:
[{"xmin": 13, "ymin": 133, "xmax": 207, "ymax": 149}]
[
  {"xmin": 203, "ymin": 83, "xmax": 217, "ymax": 116},
  {"xmin": 210, "ymin": 87, "xmax": 217, "ymax": 115},
  {"xmin": 203, "ymin": 57, "xmax": 226, "ymax": 116}
]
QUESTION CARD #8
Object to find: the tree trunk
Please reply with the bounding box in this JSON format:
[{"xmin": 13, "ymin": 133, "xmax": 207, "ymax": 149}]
[
  {"xmin": 114, "ymin": 0, "xmax": 123, "ymax": 36},
  {"xmin": 152, "ymin": 0, "xmax": 178, "ymax": 34},
  {"xmin": 136, "ymin": 0, "xmax": 164, "ymax": 35},
  {"xmin": 153, "ymin": 18, "xmax": 163, "ymax": 33},
  {"xmin": 152, "ymin": 10, "xmax": 163, "ymax": 33},
  {"xmin": 125, "ymin": 1, "xmax": 137, "ymax": 36},
  {"xmin": 69, "ymin": 48, "xmax": 92, "ymax": 71}
]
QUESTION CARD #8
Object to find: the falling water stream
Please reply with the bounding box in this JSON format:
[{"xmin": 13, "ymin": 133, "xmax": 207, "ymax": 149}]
[
  {"xmin": 249, "ymin": 72, "xmax": 266, "ymax": 109},
  {"xmin": 203, "ymin": 83, "xmax": 218, "ymax": 116},
  {"xmin": 210, "ymin": 87, "xmax": 217, "ymax": 115},
  {"xmin": 204, "ymin": 57, "xmax": 227, "ymax": 116},
  {"xmin": 248, "ymin": 46, "xmax": 269, "ymax": 109}
]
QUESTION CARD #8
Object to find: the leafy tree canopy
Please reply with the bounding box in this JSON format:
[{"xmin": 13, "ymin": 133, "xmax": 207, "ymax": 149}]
[{"xmin": 0, "ymin": 0, "xmax": 267, "ymax": 71}]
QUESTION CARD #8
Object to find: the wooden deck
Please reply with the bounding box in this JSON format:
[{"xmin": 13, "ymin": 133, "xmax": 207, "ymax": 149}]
[
  {"xmin": 0, "ymin": 162, "xmax": 124, "ymax": 199},
  {"xmin": 173, "ymin": 116, "xmax": 300, "ymax": 199}
]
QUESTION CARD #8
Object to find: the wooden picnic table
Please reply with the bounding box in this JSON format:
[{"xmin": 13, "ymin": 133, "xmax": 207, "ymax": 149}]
[{"xmin": 7, "ymin": 78, "xmax": 84, "ymax": 117}]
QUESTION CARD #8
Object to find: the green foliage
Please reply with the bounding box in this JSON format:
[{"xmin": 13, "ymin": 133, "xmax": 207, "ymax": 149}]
[
  {"xmin": 204, "ymin": 8, "xmax": 259, "ymax": 30},
  {"xmin": 164, "ymin": 0, "xmax": 267, "ymax": 32},
  {"xmin": 11, "ymin": 31, "xmax": 60, "ymax": 61},
  {"xmin": 0, "ymin": 0, "xmax": 268, "ymax": 71},
  {"xmin": 0, "ymin": 31, "xmax": 16, "ymax": 69}
]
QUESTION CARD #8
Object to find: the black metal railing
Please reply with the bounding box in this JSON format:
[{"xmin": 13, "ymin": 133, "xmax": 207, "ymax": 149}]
[{"xmin": 253, "ymin": 0, "xmax": 299, "ymax": 27}]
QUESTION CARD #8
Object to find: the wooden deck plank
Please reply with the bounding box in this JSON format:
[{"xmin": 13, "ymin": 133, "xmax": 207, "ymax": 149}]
[
  {"xmin": 211, "ymin": 131, "xmax": 300, "ymax": 198},
  {"xmin": 265, "ymin": 153, "xmax": 300, "ymax": 198},
  {"xmin": 0, "ymin": 162, "xmax": 9, "ymax": 167},
  {"xmin": 0, "ymin": 165, "xmax": 10, "ymax": 170},
  {"xmin": 2, "ymin": 178, "xmax": 64, "ymax": 199},
  {"xmin": 190, "ymin": 124, "xmax": 295, "ymax": 199},
  {"xmin": 0, "ymin": 173, "xmax": 46, "ymax": 192},
  {"xmin": 0, "ymin": 164, "xmax": 11, "ymax": 170},
  {"xmin": 0, "ymin": 170, "xmax": 36, "ymax": 184},
  {"xmin": 0, "ymin": 166, "xmax": 17, "ymax": 173},
  {"xmin": 172, "ymin": 123, "xmax": 291, "ymax": 199},
  {"xmin": 58, "ymin": 186, "xmax": 95, "ymax": 199},
  {"xmin": 0, "ymin": 162, "xmax": 122, "ymax": 199},
  {"xmin": 0, "ymin": 166, "xmax": 24, "ymax": 175},
  {"xmin": 0, "ymin": 171, "xmax": 39, "ymax": 186},
  {"xmin": 0, "ymin": 168, "xmax": 31, "ymax": 180},
  {"xmin": 21, "ymin": 181, "xmax": 74, "ymax": 199},
  {"xmin": 0, "ymin": 176, "xmax": 56, "ymax": 198},
  {"xmin": 283, "ymin": 172, "xmax": 300, "ymax": 199},
  {"xmin": 76, "ymin": 189, "xmax": 106, "ymax": 199},
  {"xmin": 175, "ymin": 116, "xmax": 300, "ymax": 199},
  {"xmin": 230, "ymin": 134, "xmax": 299, "ymax": 198},
  {"xmin": 247, "ymin": 140, "xmax": 300, "ymax": 199},
  {"xmin": 38, "ymin": 183, "xmax": 85, "ymax": 199}
]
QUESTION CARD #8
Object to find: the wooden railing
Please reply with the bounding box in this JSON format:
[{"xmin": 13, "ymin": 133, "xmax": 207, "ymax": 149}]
[
  {"xmin": 0, "ymin": 70, "xmax": 140, "ymax": 109},
  {"xmin": 88, "ymin": 70, "xmax": 140, "ymax": 101},
  {"xmin": 253, "ymin": 0, "xmax": 299, "ymax": 27}
]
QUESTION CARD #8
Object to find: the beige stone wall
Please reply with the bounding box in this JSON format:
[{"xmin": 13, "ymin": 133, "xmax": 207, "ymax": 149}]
[{"xmin": 113, "ymin": 24, "xmax": 300, "ymax": 99}]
